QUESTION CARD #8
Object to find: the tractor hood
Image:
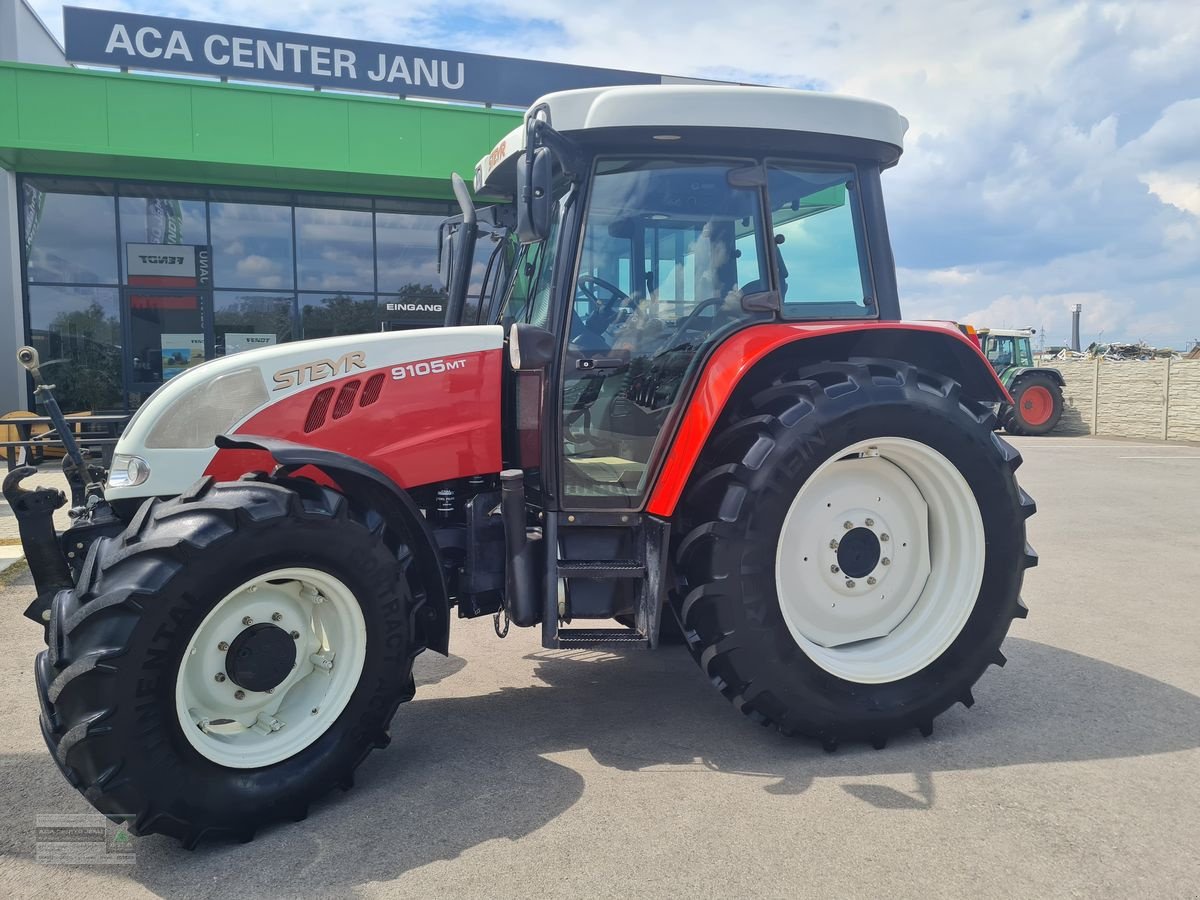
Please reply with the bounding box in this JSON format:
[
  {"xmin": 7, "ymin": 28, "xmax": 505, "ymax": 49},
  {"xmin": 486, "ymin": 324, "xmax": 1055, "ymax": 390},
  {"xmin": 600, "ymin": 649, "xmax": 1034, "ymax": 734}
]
[{"xmin": 107, "ymin": 326, "xmax": 505, "ymax": 504}]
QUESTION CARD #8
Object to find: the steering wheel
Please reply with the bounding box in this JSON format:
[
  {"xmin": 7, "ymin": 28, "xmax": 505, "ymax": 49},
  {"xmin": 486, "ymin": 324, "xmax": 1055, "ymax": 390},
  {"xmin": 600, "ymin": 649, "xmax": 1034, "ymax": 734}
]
[
  {"xmin": 661, "ymin": 296, "xmax": 727, "ymax": 351},
  {"xmin": 576, "ymin": 275, "xmax": 632, "ymax": 334}
]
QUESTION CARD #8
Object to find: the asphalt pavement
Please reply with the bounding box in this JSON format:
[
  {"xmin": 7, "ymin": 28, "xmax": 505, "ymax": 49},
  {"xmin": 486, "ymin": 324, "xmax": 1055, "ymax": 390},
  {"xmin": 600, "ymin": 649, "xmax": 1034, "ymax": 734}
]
[{"xmin": 0, "ymin": 435, "xmax": 1197, "ymax": 899}]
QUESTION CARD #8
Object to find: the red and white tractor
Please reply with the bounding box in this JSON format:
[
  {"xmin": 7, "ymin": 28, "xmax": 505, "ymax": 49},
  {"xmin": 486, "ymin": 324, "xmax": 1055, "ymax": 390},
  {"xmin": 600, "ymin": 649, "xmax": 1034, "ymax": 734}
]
[{"xmin": 5, "ymin": 85, "xmax": 1036, "ymax": 846}]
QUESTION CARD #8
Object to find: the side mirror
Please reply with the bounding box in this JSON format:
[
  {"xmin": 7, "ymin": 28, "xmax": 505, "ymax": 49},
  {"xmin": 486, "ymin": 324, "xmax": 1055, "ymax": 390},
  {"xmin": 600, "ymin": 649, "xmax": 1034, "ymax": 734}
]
[{"xmin": 517, "ymin": 146, "xmax": 553, "ymax": 243}]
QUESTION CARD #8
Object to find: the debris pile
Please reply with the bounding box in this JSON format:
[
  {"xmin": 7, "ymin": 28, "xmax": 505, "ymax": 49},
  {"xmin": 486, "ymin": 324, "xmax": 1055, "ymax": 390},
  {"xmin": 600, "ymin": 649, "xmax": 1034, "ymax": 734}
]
[
  {"xmin": 1042, "ymin": 342, "xmax": 1183, "ymax": 362},
  {"xmin": 1087, "ymin": 342, "xmax": 1180, "ymax": 361}
]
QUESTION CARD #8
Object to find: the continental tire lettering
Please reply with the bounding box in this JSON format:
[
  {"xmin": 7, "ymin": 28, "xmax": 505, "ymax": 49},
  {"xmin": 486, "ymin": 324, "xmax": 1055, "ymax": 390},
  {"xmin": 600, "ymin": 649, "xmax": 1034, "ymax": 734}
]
[
  {"xmin": 391, "ymin": 357, "xmax": 467, "ymax": 380},
  {"xmin": 273, "ymin": 351, "xmax": 367, "ymax": 391}
]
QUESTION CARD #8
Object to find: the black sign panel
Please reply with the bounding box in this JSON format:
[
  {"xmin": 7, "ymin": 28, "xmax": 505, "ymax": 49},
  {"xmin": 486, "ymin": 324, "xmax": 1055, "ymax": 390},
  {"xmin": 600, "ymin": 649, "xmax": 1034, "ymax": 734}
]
[{"xmin": 63, "ymin": 6, "xmax": 670, "ymax": 106}]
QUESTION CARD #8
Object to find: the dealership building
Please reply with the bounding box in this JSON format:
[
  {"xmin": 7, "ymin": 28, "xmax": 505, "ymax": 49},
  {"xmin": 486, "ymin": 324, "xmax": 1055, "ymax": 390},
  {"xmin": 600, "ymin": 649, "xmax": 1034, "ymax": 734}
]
[{"xmin": 1, "ymin": 1, "xmax": 698, "ymax": 416}]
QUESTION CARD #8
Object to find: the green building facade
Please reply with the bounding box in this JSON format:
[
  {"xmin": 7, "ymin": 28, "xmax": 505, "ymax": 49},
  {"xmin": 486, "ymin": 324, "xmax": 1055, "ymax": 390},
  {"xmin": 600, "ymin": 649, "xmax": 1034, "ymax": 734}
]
[{"xmin": 1, "ymin": 0, "xmax": 521, "ymax": 414}]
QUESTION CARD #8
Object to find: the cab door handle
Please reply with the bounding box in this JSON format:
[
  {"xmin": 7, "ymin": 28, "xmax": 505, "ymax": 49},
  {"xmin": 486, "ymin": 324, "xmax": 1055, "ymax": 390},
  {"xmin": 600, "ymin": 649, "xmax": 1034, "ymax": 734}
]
[{"xmin": 575, "ymin": 357, "xmax": 625, "ymax": 371}]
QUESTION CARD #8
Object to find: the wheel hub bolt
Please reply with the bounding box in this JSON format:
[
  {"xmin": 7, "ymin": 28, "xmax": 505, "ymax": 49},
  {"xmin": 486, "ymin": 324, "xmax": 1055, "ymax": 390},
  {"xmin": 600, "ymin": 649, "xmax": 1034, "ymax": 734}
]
[
  {"xmin": 843, "ymin": 521, "xmax": 853, "ymax": 530},
  {"xmin": 865, "ymin": 518, "xmax": 875, "ymax": 527},
  {"xmin": 290, "ymin": 630, "xmax": 301, "ymax": 640},
  {"xmin": 882, "ymin": 557, "xmax": 891, "ymax": 566},
  {"xmin": 242, "ymin": 616, "xmax": 253, "ymax": 626},
  {"xmin": 217, "ymin": 641, "xmax": 229, "ymax": 652},
  {"xmin": 881, "ymin": 534, "xmax": 890, "ymax": 542},
  {"xmin": 845, "ymin": 579, "xmax": 856, "ymax": 588},
  {"xmin": 234, "ymin": 690, "xmax": 245, "ymax": 700},
  {"xmin": 830, "ymin": 564, "xmax": 840, "ymax": 573},
  {"xmin": 829, "ymin": 539, "xmax": 839, "ymax": 549},
  {"xmin": 271, "ymin": 612, "xmax": 283, "ymax": 622},
  {"xmin": 867, "ymin": 576, "xmax": 877, "ymax": 586},
  {"xmin": 214, "ymin": 673, "xmax": 226, "ymax": 683}
]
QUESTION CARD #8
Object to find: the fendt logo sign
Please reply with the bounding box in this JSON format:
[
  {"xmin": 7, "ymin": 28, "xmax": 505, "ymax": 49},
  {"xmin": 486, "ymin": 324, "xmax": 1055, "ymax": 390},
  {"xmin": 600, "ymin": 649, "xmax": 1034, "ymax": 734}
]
[{"xmin": 62, "ymin": 6, "xmax": 672, "ymax": 106}]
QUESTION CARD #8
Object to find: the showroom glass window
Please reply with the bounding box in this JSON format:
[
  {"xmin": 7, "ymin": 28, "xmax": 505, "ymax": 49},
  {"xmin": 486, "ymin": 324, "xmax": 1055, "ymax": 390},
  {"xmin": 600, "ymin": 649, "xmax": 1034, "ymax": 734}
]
[
  {"xmin": 20, "ymin": 177, "xmax": 454, "ymax": 412},
  {"xmin": 22, "ymin": 178, "xmax": 122, "ymax": 412}
]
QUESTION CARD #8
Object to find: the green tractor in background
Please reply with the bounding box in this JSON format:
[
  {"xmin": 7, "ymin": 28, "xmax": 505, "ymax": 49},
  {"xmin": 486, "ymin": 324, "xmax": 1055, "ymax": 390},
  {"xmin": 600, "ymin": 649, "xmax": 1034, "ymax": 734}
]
[{"xmin": 978, "ymin": 327, "xmax": 1065, "ymax": 435}]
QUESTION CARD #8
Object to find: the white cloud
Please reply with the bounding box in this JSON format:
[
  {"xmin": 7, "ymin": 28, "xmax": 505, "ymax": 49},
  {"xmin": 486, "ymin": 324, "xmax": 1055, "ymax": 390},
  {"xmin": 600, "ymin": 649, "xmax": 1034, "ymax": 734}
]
[{"xmin": 235, "ymin": 255, "xmax": 277, "ymax": 277}]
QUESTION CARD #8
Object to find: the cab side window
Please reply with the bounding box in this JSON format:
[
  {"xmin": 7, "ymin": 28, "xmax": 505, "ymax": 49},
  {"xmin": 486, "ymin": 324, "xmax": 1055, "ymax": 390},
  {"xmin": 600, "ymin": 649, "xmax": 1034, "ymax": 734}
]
[
  {"xmin": 500, "ymin": 242, "xmax": 541, "ymax": 324},
  {"xmin": 498, "ymin": 189, "xmax": 569, "ymax": 327}
]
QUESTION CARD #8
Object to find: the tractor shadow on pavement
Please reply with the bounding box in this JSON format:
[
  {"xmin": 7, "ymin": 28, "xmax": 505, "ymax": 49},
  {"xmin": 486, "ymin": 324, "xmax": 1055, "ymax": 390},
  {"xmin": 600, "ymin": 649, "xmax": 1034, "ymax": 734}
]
[{"xmin": 3, "ymin": 635, "xmax": 1198, "ymax": 894}]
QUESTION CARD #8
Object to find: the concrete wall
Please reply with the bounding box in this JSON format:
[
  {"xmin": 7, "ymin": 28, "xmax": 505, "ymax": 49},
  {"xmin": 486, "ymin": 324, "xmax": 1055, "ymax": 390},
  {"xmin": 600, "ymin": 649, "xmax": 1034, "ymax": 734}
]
[{"xmin": 1051, "ymin": 358, "xmax": 1200, "ymax": 442}]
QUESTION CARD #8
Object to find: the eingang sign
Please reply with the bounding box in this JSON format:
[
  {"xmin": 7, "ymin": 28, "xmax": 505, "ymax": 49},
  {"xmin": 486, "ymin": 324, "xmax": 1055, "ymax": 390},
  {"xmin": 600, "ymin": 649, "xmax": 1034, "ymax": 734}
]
[{"xmin": 63, "ymin": 6, "xmax": 680, "ymax": 107}]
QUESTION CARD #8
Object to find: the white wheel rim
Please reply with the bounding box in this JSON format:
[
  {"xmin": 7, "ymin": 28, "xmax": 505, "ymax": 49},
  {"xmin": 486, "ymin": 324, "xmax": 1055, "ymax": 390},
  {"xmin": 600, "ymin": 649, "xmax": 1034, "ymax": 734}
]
[
  {"xmin": 175, "ymin": 567, "xmax": 367, "ymax": 768},
  {"xmin": 774, "ymin": 437, "xmax": 985, "ymax": 684}
]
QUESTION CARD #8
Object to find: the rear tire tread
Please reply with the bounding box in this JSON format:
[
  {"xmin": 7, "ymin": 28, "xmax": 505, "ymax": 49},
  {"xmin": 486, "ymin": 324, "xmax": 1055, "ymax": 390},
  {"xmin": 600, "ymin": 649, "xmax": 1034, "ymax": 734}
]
[{"xmin": 672, "ymin": 357, "xmax": 1035, "ymax": 748}]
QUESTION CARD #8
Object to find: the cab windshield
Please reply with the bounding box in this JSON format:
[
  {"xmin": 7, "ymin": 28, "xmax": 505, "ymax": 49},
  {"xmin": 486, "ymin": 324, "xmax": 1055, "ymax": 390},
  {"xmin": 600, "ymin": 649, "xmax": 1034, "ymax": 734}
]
[{"xmin": 570, "ymin": 158, "xmax": 767, "ymax": 354}]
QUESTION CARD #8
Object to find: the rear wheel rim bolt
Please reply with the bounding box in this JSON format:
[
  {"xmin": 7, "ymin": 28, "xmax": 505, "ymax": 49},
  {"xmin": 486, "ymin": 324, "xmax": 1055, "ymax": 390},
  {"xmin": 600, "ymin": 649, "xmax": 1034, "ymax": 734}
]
[
  {"xmin": 242, "ymin": 616, "xmax": 253, "ymax": 626},
  {"xmin": 234, "ymin": 690, "xmax": 245, "ymax": 700},
  {"xmin": 214, "ymin": 673, "xmax": 226, "ymax": 683},
  {"xmin": 217, "ymin": 641, "xmax": 229, "ymax": 652}
]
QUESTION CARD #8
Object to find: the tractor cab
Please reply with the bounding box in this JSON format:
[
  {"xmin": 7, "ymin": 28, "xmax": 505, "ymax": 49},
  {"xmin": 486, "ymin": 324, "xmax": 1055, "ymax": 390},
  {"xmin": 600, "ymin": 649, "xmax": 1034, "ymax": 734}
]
[
  {"xmin": 979, "ymin": 327, "xmax": 1036, "ymax": 376},
  {"xmin": 458, "ymin": 87, "xmax": 906, "ymax": 500},
  {"xmin": 445, "ymin": 86, "xmax": 913, "ymax": 641}
]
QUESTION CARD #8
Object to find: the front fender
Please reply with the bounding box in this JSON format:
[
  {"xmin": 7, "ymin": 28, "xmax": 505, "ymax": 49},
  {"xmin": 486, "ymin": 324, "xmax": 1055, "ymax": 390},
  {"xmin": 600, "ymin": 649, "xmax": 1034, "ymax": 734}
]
[
  {"xmin": 214, "ymin": 435, "xmax": 451, "ymax": 656},
  {"xmin": 1007, "ymin": 366, "xmax": 1066, "ymax": 387},
  {"xmin": 646, "ymin": 321, "xmax": 1010, "ymax": 517}
]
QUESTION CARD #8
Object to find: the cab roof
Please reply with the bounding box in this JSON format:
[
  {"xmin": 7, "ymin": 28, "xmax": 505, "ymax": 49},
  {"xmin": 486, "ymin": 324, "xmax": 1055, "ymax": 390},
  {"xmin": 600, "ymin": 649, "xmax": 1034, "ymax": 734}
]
[{"xmin": 475, "ymin": 84, "xmax": 909, "ymax": 195}]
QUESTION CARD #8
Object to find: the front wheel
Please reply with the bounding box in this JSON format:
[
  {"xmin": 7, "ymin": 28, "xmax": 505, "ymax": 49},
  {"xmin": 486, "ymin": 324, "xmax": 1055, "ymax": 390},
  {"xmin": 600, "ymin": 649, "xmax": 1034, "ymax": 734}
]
[
  {"xmin": 673, "ymin": 358, "xmax": 1037, "ymax": 748},
  {"xmin": 36, "ymin": 476, "xmax": 422, "ymax": 846}
]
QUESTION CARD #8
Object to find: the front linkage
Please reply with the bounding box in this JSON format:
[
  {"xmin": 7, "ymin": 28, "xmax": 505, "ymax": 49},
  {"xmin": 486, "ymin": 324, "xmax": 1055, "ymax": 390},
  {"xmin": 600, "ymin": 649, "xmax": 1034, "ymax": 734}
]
[{"xmin": 3, "ymin": 347, "xmax": 123, "ymax": 629}]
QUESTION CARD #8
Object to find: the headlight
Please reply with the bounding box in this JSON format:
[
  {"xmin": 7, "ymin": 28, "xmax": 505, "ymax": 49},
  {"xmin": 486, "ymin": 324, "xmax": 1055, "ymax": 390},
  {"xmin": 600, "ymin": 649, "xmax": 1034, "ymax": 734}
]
[
  {"xmin": 107, "ymin": 453, "xmax": 150, "ymax": 488},
  {"xmin": 144, "ymin": 367, "xmax": 269, "ymax": 449}
]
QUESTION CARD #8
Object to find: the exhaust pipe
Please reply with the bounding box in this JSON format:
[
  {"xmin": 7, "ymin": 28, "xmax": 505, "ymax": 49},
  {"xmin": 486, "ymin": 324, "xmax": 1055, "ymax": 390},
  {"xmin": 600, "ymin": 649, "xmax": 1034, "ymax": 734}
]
[{"xmin": 500, "ymin": 469, "xmax": 541, "ymax": 627}]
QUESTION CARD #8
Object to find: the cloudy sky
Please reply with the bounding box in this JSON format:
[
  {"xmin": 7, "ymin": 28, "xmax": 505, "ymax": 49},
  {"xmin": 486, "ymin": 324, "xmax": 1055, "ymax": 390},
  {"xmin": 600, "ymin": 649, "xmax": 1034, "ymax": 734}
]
[{"xmin": 31, "ymin": 1, "xmax": 1200, "ymax": 348}]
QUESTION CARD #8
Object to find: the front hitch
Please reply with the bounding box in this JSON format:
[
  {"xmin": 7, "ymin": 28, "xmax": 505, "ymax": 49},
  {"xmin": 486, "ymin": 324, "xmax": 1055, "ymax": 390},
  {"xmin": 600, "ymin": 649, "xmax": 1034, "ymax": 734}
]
[{"xmin": 2, "ymin": 467, "xmax": 72, "ymax": 626}]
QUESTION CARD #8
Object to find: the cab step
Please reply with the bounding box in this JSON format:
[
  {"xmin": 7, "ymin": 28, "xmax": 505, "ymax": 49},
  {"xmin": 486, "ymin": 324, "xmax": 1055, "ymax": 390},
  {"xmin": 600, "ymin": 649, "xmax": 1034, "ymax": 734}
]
[
  {"xmin": 556, "ymin": 560, "xmax": 646, "ymax": 579},
  {"xmin": 556, "ymin": 628, "xmax": 647, "ymax": 645}
]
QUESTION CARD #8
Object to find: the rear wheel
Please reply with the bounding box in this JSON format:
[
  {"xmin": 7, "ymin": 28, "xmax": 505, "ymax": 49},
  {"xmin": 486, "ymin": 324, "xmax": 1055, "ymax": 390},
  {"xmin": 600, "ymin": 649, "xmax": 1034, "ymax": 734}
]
[
  {"xmin": 672, "ymin": 358, "xmax": 1036, "ymax": 747},
  {"xmin": 36, "ymin": 476, "xmax": 423, "ymax": 846},
  {"xmin": 1005, "ymin": 373, "xmax": 1063, "ymax": 435}
]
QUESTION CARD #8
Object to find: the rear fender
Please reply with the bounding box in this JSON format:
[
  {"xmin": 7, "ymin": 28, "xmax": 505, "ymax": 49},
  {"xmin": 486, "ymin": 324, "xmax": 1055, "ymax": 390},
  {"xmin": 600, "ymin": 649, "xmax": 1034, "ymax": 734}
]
[
  {"xmin": 214, "ymin": 435, "xmax": 451, "ymax": 655},
  {"xmin": 646, "ymin": 321, "xmax": 1009, "ymax": 517}
]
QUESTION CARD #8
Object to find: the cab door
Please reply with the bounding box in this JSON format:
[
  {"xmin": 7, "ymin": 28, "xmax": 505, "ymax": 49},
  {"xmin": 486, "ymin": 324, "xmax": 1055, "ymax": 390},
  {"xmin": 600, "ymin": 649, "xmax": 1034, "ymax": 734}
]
[{"xmin": 557, "ymin": 158, "xmax": 770, "ymax": 509}]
